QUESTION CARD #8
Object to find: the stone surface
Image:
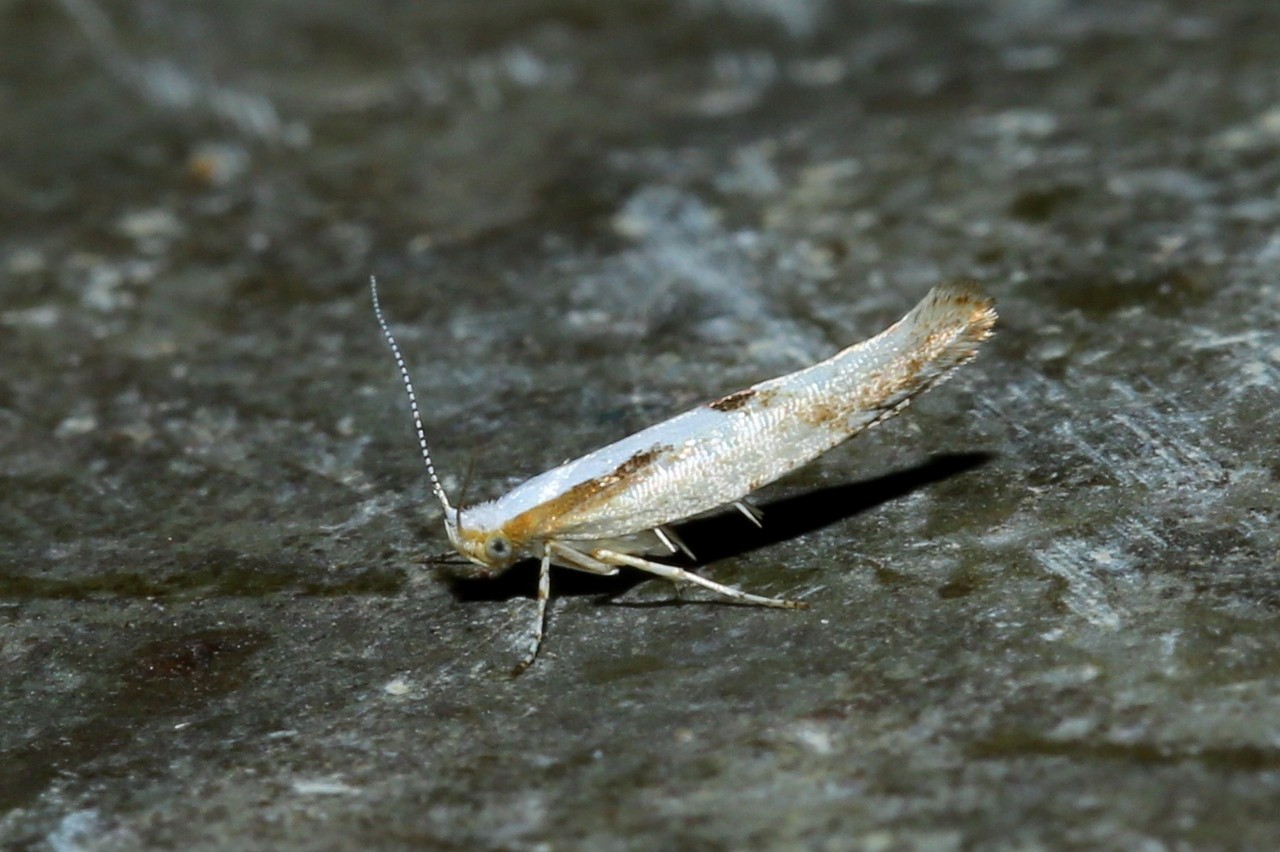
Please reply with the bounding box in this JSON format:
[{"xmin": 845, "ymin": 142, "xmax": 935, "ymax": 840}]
[{"xmin": 2, "ymin": 0, "xmax": 1279, "ymax": 848}]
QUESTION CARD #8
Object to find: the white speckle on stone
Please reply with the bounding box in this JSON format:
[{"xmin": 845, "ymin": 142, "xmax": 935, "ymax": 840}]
[
  {"xmin": 1038, "ymin": 664, "xmax": 1101, "ymax": 686},
  {"xmin": 1033, "ymin": 338, "xmax": 1071, "ymax": 362},
  {"xmin": 1107, "ymin": 169, "xmax": 1214, "ymax": 202},
  {"xmin": 1241, "ymin": 360, "xmax": 1271, "ymax": 387},
  {"xmin": 1213, "ymin": 104, "xmax": 1280, "ymax": 149},
  {"xmin": 47, "ymin": 809, "xmax": 102, "ymax": 852},
  {"xmin": 787, "ymin": 56, "xmax": 846, "ymax": 86},
  {"xmin": 1037, "ymin": 542, "xmax": 1121, "ymax": 630},
  {"xmin": 715, "ymin": 143, "xmax": 783, "ymax": 197},
  {"xmin": 1047, "ymin": 716, "xmax": 1096, "ymax": 740},
  {"xmin": 117, "ymin": 207, "xmax": 184, "ymax": 242},
  {"xmin": 81, "ymin": 263, "xmax": 129, "ymax": 312},
  {"xmin": 1, "ymin": 305, "xmax": 59, "ymax": 328},
  {"xmin": 502, "ymin": 47, "xmax": 550, "ymax": 88},
  {"xmin": 612, "ymin": 185, "xmax": 720, "ymax": 240},
  {"xmin": 1188, "ymin": 328, "xmax": 1269, "ymax": 351},
  {"xmin": 292, "ymin": 777, "xmax": 361, "ymax": 796},
  {"xmin": 1090, "ymin": 548, "xmax": 1119, "ymax": 569},
  {"xmin": 973, "ymin": 108, "xmax": 1059, "ymax": 139},
  {"xmin": 860, "ymin": 831, "xmax": 895, "ymax": 852},
  {"xmin": 1254, "ymin": 232, "xmax": 1280, "ymax": 264},
  {"xmin": 6, "ymin": 247, "xmax": 46, "ymax": 275},
  {"xmin": 383, "ymin": 677, "xmax": 411, "ymax": 696},
  {"xmin": 1001, "ymin": 44, "xmax": 1063, "ymax": 71},
  {"xmin": 55, "ymin": 410, "xmax": 98, "ymax": 439},
  {"xmin": 786, "ymin": 720, "xmax": 835, "ymax": 755},
  {"xmin": 685, "ymin": 0, "xmax": 827, "ymax": 39}
]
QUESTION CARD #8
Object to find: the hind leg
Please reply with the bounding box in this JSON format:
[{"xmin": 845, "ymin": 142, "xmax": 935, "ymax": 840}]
[{"xmin": 590, "ymin": 549, "xmax": 806, "ymax": 609}]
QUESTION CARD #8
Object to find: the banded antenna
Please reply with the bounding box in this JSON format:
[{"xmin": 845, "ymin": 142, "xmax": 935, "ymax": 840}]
[{"xmin": 370, "ymin": 275, "xmax": 454, "ymax": 515}]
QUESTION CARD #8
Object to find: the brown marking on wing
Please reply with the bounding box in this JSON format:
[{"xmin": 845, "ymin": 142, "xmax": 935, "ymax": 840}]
[
  {"xmin": 708, "ymin": 388, "xmax": 756, "ymax": 412},
  {"xmin": 796, "ymin": 398, "xmax": 844, "ymax": 428},
  {"xmin": 501, "ymin": 444, "xmax": 676, "ymax": 542},
  {"xmin": 612, "ymin": 445, "xmax": 665, "ymax": 478},
  {"xmin": 795, "ymin": 339, "xmax": 951, "ymax": 430},
  {"xmin": 939, "ymin": 279, "xmax": 995, "ymax": 313},
  {"xmin": 793, "ymin": 368, "xmax": 894, "ymax": 429},
  {"xmin": 794, "ymin": 286, "xmax": 996, "ymax": 431},
  {"xmin": 708, "ymin": 386, "xmax": 780, "ymax": 413}
]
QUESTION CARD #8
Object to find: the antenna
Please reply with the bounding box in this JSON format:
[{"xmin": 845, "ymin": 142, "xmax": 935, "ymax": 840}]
[{"xmin": 370, "ymin": 275, "xmax": 454, "ymax": 515}]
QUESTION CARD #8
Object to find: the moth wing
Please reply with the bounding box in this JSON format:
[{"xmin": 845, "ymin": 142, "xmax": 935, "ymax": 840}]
[{"xmin": 494, "ymin": 280, "xmax": 996, "ymax": 545}]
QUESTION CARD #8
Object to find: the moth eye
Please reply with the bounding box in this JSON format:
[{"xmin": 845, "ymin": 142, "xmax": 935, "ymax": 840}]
[{"xmin": 485, "ymin": 535, "xmax": 511, "ymax": 561}]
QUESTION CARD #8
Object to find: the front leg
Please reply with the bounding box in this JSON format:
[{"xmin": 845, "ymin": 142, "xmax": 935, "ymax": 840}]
[
  {"xmin": 511, "ymin": 542, "xmax": 621, "ymax": 676},
  {"xmin": 511, "ymin": 545, "xmax": 554, "ymax": 676}
]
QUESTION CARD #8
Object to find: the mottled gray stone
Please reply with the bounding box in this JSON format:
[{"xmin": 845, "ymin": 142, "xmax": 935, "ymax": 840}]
[{"xmin": 2, "ymin": 0, "xmax": 1279, "ymax": 848}]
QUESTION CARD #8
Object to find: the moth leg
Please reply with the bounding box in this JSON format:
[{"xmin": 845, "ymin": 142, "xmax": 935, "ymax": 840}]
[
  {"xmin": 734, "ymin": 500, "xmax": 764, "ymax": 528},
  {"xmin": 591, "ymin": 549, "xmax": 806, "ymax": 610},
  {"xmin": 655, "ymin": 525, "xmax": 695, "ymax": 559},
  {"xmin": 511, "ymin": 546, "xmax": 553, "ymax": 676},
  {"xmin": 549, "ymin": 541, "xmax": 620, "ymax": 575}
]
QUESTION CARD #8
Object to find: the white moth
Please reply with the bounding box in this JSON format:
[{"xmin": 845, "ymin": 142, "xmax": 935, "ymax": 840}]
[{"xmin": 371, "ymin": 276, "xmax": 996, "ymax": 673}]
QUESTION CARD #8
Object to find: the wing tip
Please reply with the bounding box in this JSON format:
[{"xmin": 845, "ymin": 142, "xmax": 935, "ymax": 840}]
[{"xmin": 920, "ymin": 278, "xmax": 998, "ymax": 344}]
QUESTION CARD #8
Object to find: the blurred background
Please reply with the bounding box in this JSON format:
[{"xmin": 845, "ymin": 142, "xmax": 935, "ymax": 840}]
[{"xmin": 3, "ymin": 1, "xmax": 1279, "ymax": 848}]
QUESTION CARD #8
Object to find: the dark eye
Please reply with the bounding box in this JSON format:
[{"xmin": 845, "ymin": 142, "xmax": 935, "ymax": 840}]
[{"xmin": 485, "ymin": 535, "xmax": 511, "ymax": 560}]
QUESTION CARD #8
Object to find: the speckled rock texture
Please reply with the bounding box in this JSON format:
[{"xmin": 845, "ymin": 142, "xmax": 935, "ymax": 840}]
[{"xmin": 3, "ymin": 0, "xmax": 1279, "ymax": 848}]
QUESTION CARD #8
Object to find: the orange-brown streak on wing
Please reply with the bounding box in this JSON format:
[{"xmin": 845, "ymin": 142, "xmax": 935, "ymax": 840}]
[{"xmin": 501, "ymin": 444, "xmax": 676, "ymax": 543}]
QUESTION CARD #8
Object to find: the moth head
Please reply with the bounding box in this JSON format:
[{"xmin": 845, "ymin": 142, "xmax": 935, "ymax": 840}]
[{"xmin": 448, "ymin": 507, "xmax": 522, "ymax": 573}]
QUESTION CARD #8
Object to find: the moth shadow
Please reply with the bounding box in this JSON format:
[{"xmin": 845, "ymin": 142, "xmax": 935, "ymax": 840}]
[
  {"xmin": 443, "ymin": 452, "xmax": 993, "ymax": 605},
  {"xmin": 678, "ymin": 451, "xmax": 995, "ymax": 564}
]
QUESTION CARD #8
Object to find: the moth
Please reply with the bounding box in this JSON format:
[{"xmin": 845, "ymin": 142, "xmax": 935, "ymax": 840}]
[{"xmin": 371, "ymin": 276, "xmax": 996, "ymax": 673}]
